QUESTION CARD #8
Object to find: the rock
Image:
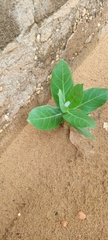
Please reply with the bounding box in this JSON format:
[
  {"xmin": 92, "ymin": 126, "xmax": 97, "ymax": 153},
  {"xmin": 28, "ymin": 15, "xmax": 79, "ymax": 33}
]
[
  {"xmin": 103, "ymin": 122, "xmax": 108, "ymax": 132},
  {"xmin": 76, "ymin": 10, "xmax": 80, "ymax": 20},
  {"xmin": 41, "ymin": 86, "xmax": 44, "ymax": 91},
  {"xmin": 36, "ymin": 90, "xmax": 41, "ymax": 95},
  {"xmin": 89, "ymin": 16, "xmax": 93, "ymax": 21},
  {"xmin": 74, "ymin": 52, "xmax": 78, "ymax": 56},
  {"xmin": 34, "ymin": 0, "xmax": 68, "ymax": 23},
  {"xmin": 34, "ymin": 55, "xmax": 38, "ymax": 61},
  {"xmin": 41, "ymin": 29, "xmax": 52, "ymax": 42},
  {"xmin": 36, "ymin": 34, "xmax": 41, "ymax": 43},
  {"xmin": 85, "ymin": 35, "xmax": 92, "ymax": 43},
  {"xmin": 4, "ymin": 115, "xmax": 9, "ymax": 121},
  {"xmin": 56, "ymin": 54, "xmax": 60, "ymax": 62},
  {"xmin": 37, "ymin": 83, "xmax": 41, "ymax": 88},
  {"xmin": 98, "ymin": 23, "xmax": 101, "ymax": 28},
  {"xmin": 2, "ymin": 70, "xmax": 9, "ymax": 76},
  {"xmin": 82, "ymin": 8, "xmax": 87, "ymax": 17},
  {"xmin": 13, "ymin": 0, "xmax": 34, "ymax": 35},
  {"xmin": 0, "ymin": 1, "xmax": 20, "ymax": 49},
  {"xmin": 73, "ymin": 23, "xmax": 77, "ymax": 31}
]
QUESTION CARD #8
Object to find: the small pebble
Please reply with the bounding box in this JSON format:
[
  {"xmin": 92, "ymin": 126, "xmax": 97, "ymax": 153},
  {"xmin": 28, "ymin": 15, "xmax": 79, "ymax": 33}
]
[
  {"xmin": 103, "ymin": 122, "xmax": 108, "ymax": 132},
  {"xmin": 55, "ymin": 212, "xmax": 58, "ymax": 216},
  {"xmin": 36, "ymin": 34, "xmax": 41, "ymax": 43},
  {"xmin": 4, "ymin": 115, "xmax": 9, "ymax": 121},
  {"xmin": 82, "ymin": 8, "xmax": 87, "ymax": 17},
  {"xmin": 36, "ymin": 90, "xmax": 40, "ymax": 95},
  {"xmin": 37, "ymin": 83, "xmax": 41, "ymax": 88},
  {"xmin": 34, "ymin": 55, "xmax": 37, "ymax": 61},
  {"xmin": 78, "ymin": 210, "xmax": 86, "ymax": 220},
  {"xmin": 98, "ymin": 23, "xmax": 101, "ymax": 27},
  {"xmin": 76, "ymin": 10, "xmax": 79, "ymax": 20},
  {"xmin": 47, "ymin": 75, "xmax": 51, "ymax": 82},
  {"xmin": 36, "ymin": 87, "xmax": 41, "ymax": 91},
  {"xmin": 5, "ymin": 124, "xmax": 9, "ymax": 128},
  {"xmin": 51, "ymin": 60, "xmax": 54, "ymax": 65},
  {"xmin": 73, "ymin": 23, "xmax": 77, "ymax": 31},
  {"xmin": 56, "ymin": 54, "xmax": 59, "ymax": 62},
  {"xmin": 2, "ymin": 69, "xmax": 8, "ymax": 75},
  {"xmin": 18, "ymin": 213, "xmax": 21, "ymax": 217},
  {"xmin": 61, "ymin": 220, "xmax": 68, "ymax": 227},
  {"xmin": 89, "ymin": 16, "xmax": 92, "ymax": 20},
  {"xmin": 74, "ymin": 52, "xmax": 78, "ymax": 56},
  {"xmin": 85, "ymin": 35, "xmax": 92, "ymax": 44}
]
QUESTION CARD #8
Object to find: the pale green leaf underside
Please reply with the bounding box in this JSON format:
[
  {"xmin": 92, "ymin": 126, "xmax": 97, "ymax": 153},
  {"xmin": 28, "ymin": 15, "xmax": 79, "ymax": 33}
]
[
  {"xmin": 78, "ymin": 88, "xmax": 108, "ymax": 114},
  {"xmin": 74, "ymin": 126, "xmax": 95, "ymax": 139},
  {"xmin": 58, "ymin": 89, "xmax": 68, "ymax": 113},
  {"xmin": 27, "ymin": 105, "xmax": 62, "ymax": 130},
  {"xmin": 63, "ymin": 109, "xmax": 96, "ymax": 128},
  {"xmin": 50, "ymin": 59, "xmax": 74, "ymax": 106}
]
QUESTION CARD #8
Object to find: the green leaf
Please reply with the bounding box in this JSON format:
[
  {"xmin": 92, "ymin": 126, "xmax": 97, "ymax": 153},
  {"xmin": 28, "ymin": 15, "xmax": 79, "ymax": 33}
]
[
  {"xmin": 50, "ymin": 59, "xmax": 74, "ymax": 106},
  {"xmin": 74, "ymin": 126, "xmax": 95, "ymax": 139},
  {"xmin": 58, "ymin": 89, "xmax": 65, "ymax": 112},
  {"xmin": 77, "ymin": 88, "xmax": 108, "ymax": 114},
  {"xmin": 67, "ymin": 84, "xmax": 84, "ymax": 109},
  {"xmin": 27, "ymin": 105, "xmax": 63, "ymax": 130},
  {"xmin": 63, "ymin": 109, "xmax": 96, "ymax": 128},
  {"xmin": 58, "ymin": 89, "xmax": 70, "ymax": 113}
]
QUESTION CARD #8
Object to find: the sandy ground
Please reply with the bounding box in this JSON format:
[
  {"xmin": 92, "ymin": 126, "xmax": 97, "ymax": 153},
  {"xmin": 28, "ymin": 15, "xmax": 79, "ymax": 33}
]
[{"xmin": 0, "ymin": 33, "xmax": 108, "ymax": 240}]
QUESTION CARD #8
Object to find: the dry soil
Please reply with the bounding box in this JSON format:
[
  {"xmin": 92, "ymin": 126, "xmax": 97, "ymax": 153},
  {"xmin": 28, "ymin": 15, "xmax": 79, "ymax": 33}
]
[{"xmin": 0, "ymin": 33, "xmax": 108, "ymax": 240}]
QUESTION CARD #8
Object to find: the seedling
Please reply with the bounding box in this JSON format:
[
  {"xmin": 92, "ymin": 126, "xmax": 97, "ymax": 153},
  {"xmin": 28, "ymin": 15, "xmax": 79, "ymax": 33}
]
[{"xmin": 27, "ymin": 59, "xmax": 108, "ymax": 139}]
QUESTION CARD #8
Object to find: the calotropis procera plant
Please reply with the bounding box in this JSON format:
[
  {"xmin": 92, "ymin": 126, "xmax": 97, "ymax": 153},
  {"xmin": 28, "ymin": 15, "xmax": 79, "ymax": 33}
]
[{"xmin": 27, "ymin": 59, "xmax": 108, "ymax": 139}]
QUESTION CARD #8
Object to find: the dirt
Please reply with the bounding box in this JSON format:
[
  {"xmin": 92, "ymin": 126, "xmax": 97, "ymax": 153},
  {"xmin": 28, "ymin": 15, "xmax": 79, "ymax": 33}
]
[{"xmin": 0, "ymin": 33, "xmax": 108, "ymax": 240}]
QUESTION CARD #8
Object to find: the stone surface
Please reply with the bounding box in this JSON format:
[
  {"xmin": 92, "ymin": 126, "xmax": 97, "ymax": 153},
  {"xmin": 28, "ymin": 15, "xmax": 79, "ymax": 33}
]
[
  {"xmin": 63, "ymin": 0, "xmax": 108, "ymax": 65},
  {"xmin": 34, "ymin": 0, "xmax": 68, "ymax": 23},
  {"xmin": 0, "ymin": 0, "xmax": 20, "ymax": 49},
  {"xmin": 0, "ymin": 24, "xmax": 37, "ymax": 124}
]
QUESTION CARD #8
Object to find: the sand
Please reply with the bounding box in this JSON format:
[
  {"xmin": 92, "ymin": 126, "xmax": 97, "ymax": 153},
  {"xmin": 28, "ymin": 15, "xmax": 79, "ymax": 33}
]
[{"xmin": 0, "ymin": 33, "xmax": 108, "ymax": 240}]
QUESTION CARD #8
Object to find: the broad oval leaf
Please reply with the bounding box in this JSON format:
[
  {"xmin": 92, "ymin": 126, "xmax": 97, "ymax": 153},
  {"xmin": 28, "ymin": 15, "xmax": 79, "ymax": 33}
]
[
  {"xmin": 74, "ymin": 126, "xmax": 95, "ymax": 139},
  {"xmin": 63, "ymin": 109, "xmax": 96, "ymax": 128},
  {"xmin": 27, "ymin": 105, "xmax": 63, "ymax": 130},
  {"xmin": 77, "ymin": 88, "xmax": 108, "ymax": 114},
  {"xmin": 50, "ymin": 59, "xmax": 74, "ymax": 106},
  {"xmin": 67, "ymin": 84, "xmax": 84, "ymax": 109}
]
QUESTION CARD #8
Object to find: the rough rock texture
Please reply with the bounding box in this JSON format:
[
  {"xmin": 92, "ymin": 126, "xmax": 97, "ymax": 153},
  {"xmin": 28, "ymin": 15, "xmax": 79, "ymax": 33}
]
[
  {"xmin": 34, "ymin": 0, "xmax": 68, "ymax": 23},
  {"xmin": 0, "ymin": 1, "xmax": 20, "ymax": 49},
  {"xmin": 0, "ymin": 0, "xmax": 108, "ymax": 150}
]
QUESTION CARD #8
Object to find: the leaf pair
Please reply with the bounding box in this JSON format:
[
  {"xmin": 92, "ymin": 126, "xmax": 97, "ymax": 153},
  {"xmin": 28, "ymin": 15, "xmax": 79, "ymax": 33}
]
[{"xmin": 27, "ymin": 59, "xmax": 108, "ymax": 139}]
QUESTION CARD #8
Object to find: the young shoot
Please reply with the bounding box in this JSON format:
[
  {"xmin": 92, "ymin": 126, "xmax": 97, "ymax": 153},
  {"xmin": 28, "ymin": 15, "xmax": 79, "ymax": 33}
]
[{"xmin": 27, "ymin": 59, "xmax": 108, "ymax": 139}]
